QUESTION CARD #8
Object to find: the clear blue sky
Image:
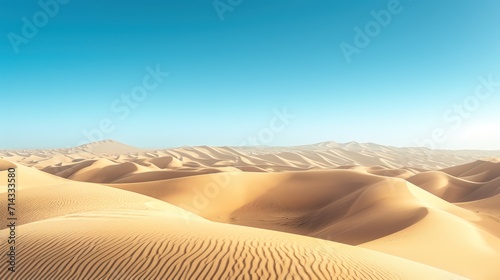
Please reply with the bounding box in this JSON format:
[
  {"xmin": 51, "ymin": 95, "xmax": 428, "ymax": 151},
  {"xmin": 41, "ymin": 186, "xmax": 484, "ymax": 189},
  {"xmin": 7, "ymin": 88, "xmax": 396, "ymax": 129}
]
[{"xmin": 1, "ymin": 0, "xmax": 500, "ymax": 149}]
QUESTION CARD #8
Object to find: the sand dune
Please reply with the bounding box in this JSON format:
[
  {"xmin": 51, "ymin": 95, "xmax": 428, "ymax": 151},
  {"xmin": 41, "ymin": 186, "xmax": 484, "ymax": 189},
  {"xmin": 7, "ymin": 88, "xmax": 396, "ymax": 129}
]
[
  {"xmin": 0, "ymin": 160, "xmax": 463, "ymax": 280},
  {"xmin": 1, "ymin": 140, "xmax": 500, "ymax": 279},
  {"xmin": 405, "ymin": 161, "xmax": 500, "ymax": 202},
  {"xmin": 0, "ymin": 160, "xmax": 203, "ymax": 230},
  {"xmin": 0, "ymin": 210, "xmax": 463, "ymax": 280},
  {"xmin": 459, "ymin": 194, "xmax": 500, "ymax": 216},
  {"xmin": 407, "ymin": 171, "xmax": 484, "ymax": 202},
  {"xmin": 441, "ymin": 160, "xmax": 500, "ymax": 182},
  {"xmin": 3, "ymin": 140, "xmax": 500, "ymax": 174},
  {"xmin": 110, "ymin": 169, "xmax": 500, "ymax": 279}
]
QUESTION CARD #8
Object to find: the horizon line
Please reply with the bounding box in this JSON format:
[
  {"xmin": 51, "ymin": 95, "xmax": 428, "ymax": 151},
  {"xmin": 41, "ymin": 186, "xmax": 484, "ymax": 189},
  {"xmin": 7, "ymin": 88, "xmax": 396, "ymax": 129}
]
[{"xmin": 2, "ymin": 139, "xmax": 500, "ymax": 152}]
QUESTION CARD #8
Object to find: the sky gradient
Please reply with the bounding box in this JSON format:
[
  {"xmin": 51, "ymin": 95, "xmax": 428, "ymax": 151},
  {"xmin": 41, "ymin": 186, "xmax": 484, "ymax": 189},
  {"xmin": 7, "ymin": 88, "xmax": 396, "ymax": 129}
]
[{"xmin": 1, "ymin": 0, "xmax": 500, "ymax": 150}]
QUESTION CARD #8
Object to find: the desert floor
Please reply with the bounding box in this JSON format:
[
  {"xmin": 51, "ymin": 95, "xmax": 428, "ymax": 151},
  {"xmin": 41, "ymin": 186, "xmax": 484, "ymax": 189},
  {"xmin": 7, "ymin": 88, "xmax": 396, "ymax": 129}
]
[{"xmin": 1, "ymin": 140, "xmax": 500, "ymax": 279}]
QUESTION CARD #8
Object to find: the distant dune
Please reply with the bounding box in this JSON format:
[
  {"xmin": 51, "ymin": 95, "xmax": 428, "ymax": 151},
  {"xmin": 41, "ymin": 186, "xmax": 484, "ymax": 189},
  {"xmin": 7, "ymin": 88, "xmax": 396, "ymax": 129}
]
[
  {"xmin": 1, "ymin": 140, "xmax": 499, "ymax": 279},
  {"xmin": 4, "ymin": 140, "xmax": 500, "ymax": 174}
]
